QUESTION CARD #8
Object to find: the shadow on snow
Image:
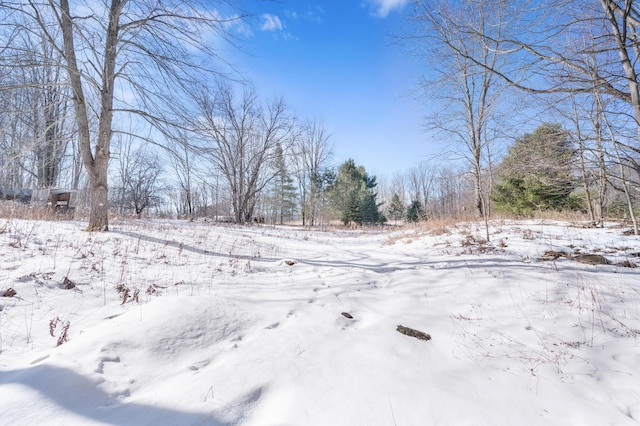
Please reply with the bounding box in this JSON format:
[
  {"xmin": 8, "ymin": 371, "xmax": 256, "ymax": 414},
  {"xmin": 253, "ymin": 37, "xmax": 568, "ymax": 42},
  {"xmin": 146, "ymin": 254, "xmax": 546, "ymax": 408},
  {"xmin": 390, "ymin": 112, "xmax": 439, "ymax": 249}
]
[{"xmin": 0, "ymin": 364, "xmax": 230, "ymax": 426}]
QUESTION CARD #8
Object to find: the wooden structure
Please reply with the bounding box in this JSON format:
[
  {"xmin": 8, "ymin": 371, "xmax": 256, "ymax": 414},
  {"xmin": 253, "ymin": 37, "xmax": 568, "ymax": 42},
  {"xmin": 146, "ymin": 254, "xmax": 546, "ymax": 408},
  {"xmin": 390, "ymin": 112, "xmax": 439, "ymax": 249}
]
[{"xmin": 31, "ymin": 188, "xmax": 78, "ymax": 213}]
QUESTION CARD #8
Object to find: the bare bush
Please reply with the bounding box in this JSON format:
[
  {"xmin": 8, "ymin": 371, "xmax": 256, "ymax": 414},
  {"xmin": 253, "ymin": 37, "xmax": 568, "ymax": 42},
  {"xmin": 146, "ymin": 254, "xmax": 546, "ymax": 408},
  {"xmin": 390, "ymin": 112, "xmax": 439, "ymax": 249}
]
[{"xmin": 49, "ymin": 317, "xmax": 70, "ymax": 346}]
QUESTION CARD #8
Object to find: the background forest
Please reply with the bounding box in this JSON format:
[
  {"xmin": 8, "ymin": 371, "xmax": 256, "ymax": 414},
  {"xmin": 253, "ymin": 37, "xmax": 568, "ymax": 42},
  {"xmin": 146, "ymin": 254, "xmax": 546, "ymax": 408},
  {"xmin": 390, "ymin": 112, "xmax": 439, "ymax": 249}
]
[{"xmin": 1, "ymin": 0, "xmax": 639, "ymax": 234}]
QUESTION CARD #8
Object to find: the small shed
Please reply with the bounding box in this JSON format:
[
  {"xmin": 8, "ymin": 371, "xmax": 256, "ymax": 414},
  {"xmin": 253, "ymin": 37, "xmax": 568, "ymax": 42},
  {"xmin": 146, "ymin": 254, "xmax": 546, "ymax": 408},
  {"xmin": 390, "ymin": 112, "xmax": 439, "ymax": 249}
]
[{"xmin": 32, "ymin": 188, "xmax": 78, "ymax": 213}]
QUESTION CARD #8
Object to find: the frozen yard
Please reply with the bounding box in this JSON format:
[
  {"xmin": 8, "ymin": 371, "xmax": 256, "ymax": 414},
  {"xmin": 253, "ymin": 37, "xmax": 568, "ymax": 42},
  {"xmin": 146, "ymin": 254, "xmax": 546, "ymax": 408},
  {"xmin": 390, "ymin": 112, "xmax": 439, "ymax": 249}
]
[{"xmin": 1, "ymin": 218, "xmax": 639, "ymax": 425}]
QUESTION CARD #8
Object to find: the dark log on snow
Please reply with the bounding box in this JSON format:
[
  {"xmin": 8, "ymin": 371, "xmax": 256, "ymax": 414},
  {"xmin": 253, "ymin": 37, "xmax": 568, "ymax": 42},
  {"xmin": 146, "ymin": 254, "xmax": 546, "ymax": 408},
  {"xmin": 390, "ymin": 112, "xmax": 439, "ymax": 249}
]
[{"xmin": 397, "ymin": 325, "xmax": 431, "ymax": 341}]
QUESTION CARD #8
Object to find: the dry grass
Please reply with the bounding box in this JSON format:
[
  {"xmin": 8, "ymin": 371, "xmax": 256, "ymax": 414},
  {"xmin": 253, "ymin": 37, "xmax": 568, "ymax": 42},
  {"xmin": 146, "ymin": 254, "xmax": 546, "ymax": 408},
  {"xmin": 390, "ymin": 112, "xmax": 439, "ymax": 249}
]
[
  {"xmin": 492, "ymin": 211, "xmax": 594, "ymax": 222},
  {"xmin": 0, "ymin": 202, "xmax": 72, "ymax": 221},
  {"xmin": 49, "ymin": 317, "xmax": 71, "ymax": 346},
  {"xmin": 415, "ymin": 217, "xmax": 462, "ymax": 235},
  {"xmin": 115, "ymin": 283, "xmax": 141, "ymax": 305}
]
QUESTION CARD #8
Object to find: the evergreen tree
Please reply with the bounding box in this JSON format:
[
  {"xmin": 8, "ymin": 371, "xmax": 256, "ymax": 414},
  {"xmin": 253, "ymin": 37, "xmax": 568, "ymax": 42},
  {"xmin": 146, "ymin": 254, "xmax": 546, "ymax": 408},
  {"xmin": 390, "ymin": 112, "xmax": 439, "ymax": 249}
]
[
  {"xmin": 269, "ymin": 144, "xmax": 298, "ymax": 224},
  {"xmin": 342, "ymin": 190, "xmax": 362, "ymax": 225},
  {"xmin": 311, "ymin": 168, "xmax": 336, "ymax": 226},
  {"xmin": 387, "ymin": 193, "xmax": 405, "ymax": 221},
  {"xmin": 361, "ymin": 192, "xmax": 380, "ymax": 224},
  {"xmin": 329, "ymin": 159, "xmax": 384, "ymax": 225},
  {"xmin": 493, "ymin": 124, "xmax": 577, "ymax": 215},
  {"xmin": 406, "ymin": 200, "xmax": 425, "ymax": 223}
]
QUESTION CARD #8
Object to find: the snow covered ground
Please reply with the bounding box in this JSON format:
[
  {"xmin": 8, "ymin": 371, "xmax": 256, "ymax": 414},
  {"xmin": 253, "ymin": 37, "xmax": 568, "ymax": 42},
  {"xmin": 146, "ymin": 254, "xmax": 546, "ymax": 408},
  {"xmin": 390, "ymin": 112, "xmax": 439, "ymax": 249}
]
[{"xmin": 1, "ymin": 217, "xmax": 639, "ymax": 425}]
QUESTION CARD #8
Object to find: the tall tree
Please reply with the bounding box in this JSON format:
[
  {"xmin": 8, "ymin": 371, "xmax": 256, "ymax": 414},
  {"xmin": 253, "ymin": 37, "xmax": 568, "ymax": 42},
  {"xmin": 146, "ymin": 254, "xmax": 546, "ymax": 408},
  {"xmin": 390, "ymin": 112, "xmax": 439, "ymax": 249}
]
[
  {"xmin": 0, "ymin": 25, "xmax": 73, "ymax": 190},
  {"xmin": 1, "ymin": 1, "xmax": 242, "ymax": 230},
  {"xmin": 168, "ymin": 134, "xmax": 195, "ymax": 219},
  {"xmin": 195, "ymin": 83, "xmax": 294, "ymax": 224},
  {"xmin": 29, "ymin": 34, "xmax": 71, "ymax": 188},
  {"xmin": 269, "ymin": 143, "xmax": 297, "ymax": 224},
  {"xmin": 330, "ymin": 159, "xmax": 384, "ymax": 226},
  {"xmin": 292, "ymin": 119, "xmax": 333, "ymax": 226},
  {"xmin": 406, "ymin": 0, "xmax": 509, "ymax": 240}
]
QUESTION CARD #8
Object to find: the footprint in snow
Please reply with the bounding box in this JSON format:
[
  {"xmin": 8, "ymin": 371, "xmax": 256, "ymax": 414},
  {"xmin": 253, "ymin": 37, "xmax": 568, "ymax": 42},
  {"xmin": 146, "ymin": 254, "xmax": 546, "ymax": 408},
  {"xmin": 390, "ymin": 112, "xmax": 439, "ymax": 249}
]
[
  {"xmin": 188, "ymin": 359, "xmax": 211, "ymax": 372},
  {"xmin": 94, "ymin": 351, "xmax": 134, "ymax": 401},
  {"xmin": 94, "ymin": 355, "xmax": 121, "ymax": 375}
]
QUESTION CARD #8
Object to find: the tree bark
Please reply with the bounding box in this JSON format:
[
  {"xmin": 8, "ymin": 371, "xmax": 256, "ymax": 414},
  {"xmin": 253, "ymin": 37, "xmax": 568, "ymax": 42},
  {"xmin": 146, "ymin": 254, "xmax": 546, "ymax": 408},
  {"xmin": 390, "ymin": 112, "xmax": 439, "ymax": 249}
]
[
  {"xmin": 58, "ymin": 0, "xmax": 124, "ymax": 230},
  {"xmin": 58, "ymin": 0, "xmax": 122, "ymax": 230},
  {"xmin": 90, "ymin": 174, "xmax": 109, "ymax": 231}
]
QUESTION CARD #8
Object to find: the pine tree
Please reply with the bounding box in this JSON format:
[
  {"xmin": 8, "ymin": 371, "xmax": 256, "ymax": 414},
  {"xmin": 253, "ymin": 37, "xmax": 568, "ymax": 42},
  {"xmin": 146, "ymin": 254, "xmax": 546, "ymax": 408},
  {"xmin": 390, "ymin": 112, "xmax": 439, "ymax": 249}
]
[
  {"xmin": 361, "ymin": 192, "xmax": 380, "ymax": 224},
  {"xmin": 406, "ymin": 200, "xmax": 425, "ymax": 223},
  {"xmin": 493, "ymin": 124, "xmax": 577, "ymax": 215},
  {"xmin": 387, "ymin": 193, "xmax": 405, "ymax": 221},
  {"xmin": 342, "ymin": 190, "xmax": 361, "ymax": 225},
  {"xmin": 270, "ymin": 144, "xmax": 298, "ymax": 224},
  {"xmin": 330, "ymin": 159, "xmax": 384, "ymax": 225}
]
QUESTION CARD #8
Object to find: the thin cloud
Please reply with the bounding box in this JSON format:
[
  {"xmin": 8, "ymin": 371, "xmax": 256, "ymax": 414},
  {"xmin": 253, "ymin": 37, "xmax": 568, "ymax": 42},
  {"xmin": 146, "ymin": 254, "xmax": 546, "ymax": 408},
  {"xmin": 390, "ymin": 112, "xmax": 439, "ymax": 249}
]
[
  {"xmin": 305, "ymin": 5, "xmax": 324, "ymax": 23},
  {"xmin": 367, "ymin": 0, "xmax": 408, "ymax": 18},
  {"xmin": 286, "ymin": 6, "xmax": 324, "ymax": 23},
  {"xmin": 260, "ymin": 13, "xmax": 283, "ymax": 31}
]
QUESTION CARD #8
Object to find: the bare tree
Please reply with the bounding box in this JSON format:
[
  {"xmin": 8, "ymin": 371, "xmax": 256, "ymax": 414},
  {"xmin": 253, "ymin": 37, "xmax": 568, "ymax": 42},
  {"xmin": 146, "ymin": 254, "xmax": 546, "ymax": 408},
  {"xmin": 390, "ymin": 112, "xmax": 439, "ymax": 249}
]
[
  {"xmin": 165, "ymin": 132, "xmax": 207, "ymax": 219},
  {"xmin": 111, "ymin": 136, "xmax": 164, "ymax": 218},
  {"xmin": 595, "ymin": 89, "xmax": 640, "ymax": 234},
  {"xmin": 1, "ymin": 1, "xmax": 243, "ymax": 230},
  {"xmin": 195, "ymin": 82, "xmax": 295, "ymax": 224},
  {"xmin": 0, "ymin": 79, "xmax": 29, "ymax": 189},
  {"xmin": 560, "ymin": 91, "xmax": 610, "ymax": 225},
  {"xmin": 391, "ymin": 172, "xmax": 407, "ymax": 207},
  {"xmin": 406, "ymin": 0, "xmax": 510, "ymax": 239},
  {"xmin": 406, "ymin": 161, "xmax": 435, "ymax": 214},
  {"xmin": 292, "ymin": 119, "xmax": 333, "ymax": 226},
  {"xmin": 433, "ymin": 167, "xmax": 466, "ymax": 219},
  {"xmin": 26, "ymin": 33, "xmax": 72, "ymax": 188}
]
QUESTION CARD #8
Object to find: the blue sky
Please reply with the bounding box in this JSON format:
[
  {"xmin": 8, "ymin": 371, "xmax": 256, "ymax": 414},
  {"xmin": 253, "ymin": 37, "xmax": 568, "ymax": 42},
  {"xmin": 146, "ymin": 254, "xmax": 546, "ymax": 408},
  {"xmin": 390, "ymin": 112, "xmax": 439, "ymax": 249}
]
[{"xmin": 233, "ymin": 0, "xmax": 434, "ymax": 178}]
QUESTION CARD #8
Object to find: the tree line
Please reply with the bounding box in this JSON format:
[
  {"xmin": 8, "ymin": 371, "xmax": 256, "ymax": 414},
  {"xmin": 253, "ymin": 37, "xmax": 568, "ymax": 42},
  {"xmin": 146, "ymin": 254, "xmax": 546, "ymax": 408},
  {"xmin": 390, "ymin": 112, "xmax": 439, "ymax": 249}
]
[
  {"xmin": 399, "ymin": 0, "xmax": 640, "ymax": 236},
  {"xmin": 1, "ymin": 1, "xmax": 639, "ymax": 232}
]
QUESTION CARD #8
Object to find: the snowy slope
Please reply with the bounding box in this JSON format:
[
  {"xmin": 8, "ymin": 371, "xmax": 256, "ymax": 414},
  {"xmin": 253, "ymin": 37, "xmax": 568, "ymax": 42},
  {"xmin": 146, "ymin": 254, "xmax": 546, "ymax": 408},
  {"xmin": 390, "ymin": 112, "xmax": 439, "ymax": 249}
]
[{"xmin": 1, "ymin": 218, "xmax": 639, "ymax": 425}]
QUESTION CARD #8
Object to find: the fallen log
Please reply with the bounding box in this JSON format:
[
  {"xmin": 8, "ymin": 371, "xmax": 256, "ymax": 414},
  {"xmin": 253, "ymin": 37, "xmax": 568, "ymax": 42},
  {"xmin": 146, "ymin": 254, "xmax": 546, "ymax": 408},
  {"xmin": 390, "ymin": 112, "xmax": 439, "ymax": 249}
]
[
  {"xmin": 396, "ymin": 325, "xmax": 431, "ymax": 341},
  {"xmin": 573, "ymin": 254, "xmax": 610, "ymax": 265}
]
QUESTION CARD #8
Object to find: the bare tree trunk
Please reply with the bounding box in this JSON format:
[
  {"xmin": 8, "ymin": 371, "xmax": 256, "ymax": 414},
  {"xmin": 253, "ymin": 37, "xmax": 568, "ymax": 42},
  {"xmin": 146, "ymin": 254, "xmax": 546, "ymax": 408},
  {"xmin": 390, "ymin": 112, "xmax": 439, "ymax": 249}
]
[
  {"xmin": 612, "ymin": 141, "xmax": 639, "ymax": 235},
  {"xmin": 571, "ymin": 98, "xmax": 597, "ymax": 222},
  {"xmin": 408, "ymin": 0, "xmax": 504, "ymax": 238},
  {"xmin": 90, "ymin": 177, "xmax": 109, "ymax": 228},
  {"xmin": 596, "ymin": 91, "xmax": 640, "ymax": 234},
  {"xmin": 58, "ymin": 0, "xmax": 122, "ymax": 231},
  {"xmin": 595, "ymin": 128, "xmax": 607, "ymax": 225}
]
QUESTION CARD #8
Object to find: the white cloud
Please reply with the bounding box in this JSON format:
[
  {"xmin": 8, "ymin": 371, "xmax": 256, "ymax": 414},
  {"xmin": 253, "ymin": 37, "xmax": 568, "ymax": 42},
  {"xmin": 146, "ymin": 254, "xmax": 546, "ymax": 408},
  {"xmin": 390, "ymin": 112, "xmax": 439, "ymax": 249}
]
[
  {"xmin": 367, "ymin": 0, "xmax": 409, "ymax": 18},
  {"xmin": 260, "ymin": 13, "xmax": 283, "ymax": 31}
]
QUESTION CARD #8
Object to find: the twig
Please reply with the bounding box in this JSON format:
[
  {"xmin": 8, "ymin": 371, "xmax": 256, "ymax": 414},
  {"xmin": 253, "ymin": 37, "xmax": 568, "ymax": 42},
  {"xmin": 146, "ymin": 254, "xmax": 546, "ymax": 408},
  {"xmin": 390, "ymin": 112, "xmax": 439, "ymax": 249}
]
[{"xmin": 389, "ymin": 394, "xmax": 398, "ymax": 426}]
